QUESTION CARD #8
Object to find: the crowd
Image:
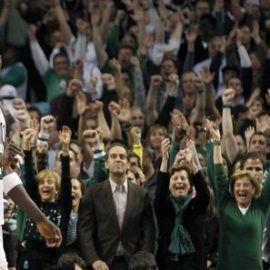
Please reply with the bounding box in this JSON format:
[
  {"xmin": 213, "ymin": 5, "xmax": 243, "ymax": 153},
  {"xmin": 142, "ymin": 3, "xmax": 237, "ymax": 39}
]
[{"xmin": 0, "ymin": 0, "xmax": 270, "ymax": 269}]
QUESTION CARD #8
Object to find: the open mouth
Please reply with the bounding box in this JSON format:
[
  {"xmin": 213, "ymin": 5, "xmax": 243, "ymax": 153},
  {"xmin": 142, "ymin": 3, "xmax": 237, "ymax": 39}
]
[
  {"xmin": 174, "ymin": 183, "xmax": 185, "ymax": 192},
  {"xmin": 237, "ymin": 192, "xmax": 247, "ymax": 198},
  {"xmin": 41, "ymin": 189, "xmax": 52, "ymax": 196}
]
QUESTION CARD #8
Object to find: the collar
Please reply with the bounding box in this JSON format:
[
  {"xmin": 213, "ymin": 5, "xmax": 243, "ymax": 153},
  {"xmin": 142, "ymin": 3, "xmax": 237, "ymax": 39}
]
[{"xmin": 109, "ymin": 178, "xmax": 128, "ymax": 193}]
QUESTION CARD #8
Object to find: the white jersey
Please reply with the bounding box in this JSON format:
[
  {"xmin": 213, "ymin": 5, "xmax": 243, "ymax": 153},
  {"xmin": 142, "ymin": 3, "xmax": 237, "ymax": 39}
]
[{"xmin": 0, "ymin": 109, "xmax": 21, "ymax": 225}]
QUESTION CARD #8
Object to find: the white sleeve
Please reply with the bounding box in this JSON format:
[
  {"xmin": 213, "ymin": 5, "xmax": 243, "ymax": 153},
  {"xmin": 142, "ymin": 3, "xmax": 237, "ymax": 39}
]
[
  {"xmin": 238, "ymin": 45, "xmax": 252, "ymax": 67},
  {"xmin": 2, "ymin": 172, "xmax": 22, "ymax": 194},
  {"xmin": 90, "ymin": 67, "xmax": 103, "ymax": 100},
  {"xmin": 74, "ymin": 34, "xmax": 87, "ymax": 62},
  {"xmin": 49, "ymin": 47, "xmax": 61, "ymax": 68},
  {"xmin": 30, "ymin": 40, "xmax": 50, "ymax": 76},
  {"xmin": 149, "ymin": 43, "xmax": 164, "ymax": 66}
]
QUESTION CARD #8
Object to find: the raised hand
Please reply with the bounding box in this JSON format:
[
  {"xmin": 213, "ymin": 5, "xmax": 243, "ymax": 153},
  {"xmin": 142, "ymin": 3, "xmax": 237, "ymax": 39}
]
[
  {"xmin": 150, "ymin": 75, "xmax": 162, "ymax": 89},
  {"xmin": 222, "ymin": 88, "xmax": 235, "ymax": 105},
  {"xmin": 201, "ymin": 66, "xmax": 214, "ymax": 86},
  {"xmin": 265, "ymin": 89, "xmax": 270, "ymax": 106},
  {"xmin": 36, "ymin": 141, "xmax": 49, "ymax": 154},
  {"xmin": 108, "ymin": 101, "xmax": 121, "ymax": 115},
  {"xmin": 40, "ymin": 115, "xmax": 56, "ymax": 135},
  {"xmin": 83, "ymin": 129, "xmax": 100, "ymax": 149},
  {"xmin": 109, "ymin": 58, "xmax": 121, "ymax": 72},
  {"xmin": 59, "ymin": 125, "xmax": 72, "ymax": 152},
  {"xmin": 251, "ymin": 20, "xmax": 260, "ymax": 40},
  {"xmin": 27, "ymin": 24, "xmax": 38, "ymax": 41},
  {"xmin": 129, "ymin": 126, "xmax": 141, "ymax": 144},
  {"xmin": 75, "ymin": 91, "xmax": 87, "ymax": 116},
  {"xmin": 256, "ymin": 115, "xmax": 270, "ymax": 133},
  {"xmin": 161, "ymin": 138, "xmax": 170, "ymax": 160},
  {"xmin": 89, "ymin": 76, "xmax": 98, "ymax": 96},
  {"xmin": 167, "ymin": 73, "xmax": 179, "ymax": 96},
  {"xmin": 16, "ymin": 109, "xmax": 30, "ymax": 128},
  {"xmin": 170, "ymin": 109, "xmax": 188, "ymax": 141},
  {"xmin": 93, "ymin": 100, "xmax": 104, "ymax": 113},
  {"xmin": 21, "ymin": 128, "xmax": 36, "ymax": 151},
  {"xmin": 92, "ymin": 260, "xmax": 109, "ymax": 270},
  {"xmin": 117, "ymin": 99, "xmax": 131, "ymax": 123},
  {"xmin": 101, "ymin": 73, "xmax": 115, "ymax": 90},
  {"xmin": 205, "ymin": 119, "xmax": 221, "ymax": 141},
  {"xmin": 1, "ymin": 140, "xmax": 24, "ymax": 173},
  {"xmin": 244, "ymin": 126, "xmax": 255, "ymax": 147},
  {"xmin": 130, "ymin": 56, "xmax": 140, "ymax": 70}
]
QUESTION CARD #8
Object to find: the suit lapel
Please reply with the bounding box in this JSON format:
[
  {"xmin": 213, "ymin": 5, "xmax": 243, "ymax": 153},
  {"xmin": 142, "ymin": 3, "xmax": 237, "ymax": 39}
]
[
  {"xmin": 102, "ymin": 180, "xmax": 121, "ymax": 232},
  {"xmin": 122, "ymin": 182, "xmax": 135, "ymax": 231}
]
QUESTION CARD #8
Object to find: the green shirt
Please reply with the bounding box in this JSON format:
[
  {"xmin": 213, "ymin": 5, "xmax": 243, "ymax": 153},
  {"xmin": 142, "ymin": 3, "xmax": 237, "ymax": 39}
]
[
  {"xmin": 214, "ymin": 164, "xmax": 270, "ymax": 270},
  {"xmin": 43, "ymin": 69, "xmax": 66, "ymax": 101}
]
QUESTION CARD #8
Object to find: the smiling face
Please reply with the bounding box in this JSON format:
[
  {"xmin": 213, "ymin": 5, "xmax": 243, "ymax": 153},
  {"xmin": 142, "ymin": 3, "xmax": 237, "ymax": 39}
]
[
  {"xmin": 233, "ymin": 176, "xmax": 255, "ymax": 208},
  {"xmin": 38, "ymin": 174, "xmax": 59, "ymax": 203},
  {"xmin": 169, "ymin": 169, "xmax": 191, "ymax": 199},
  {"xmin": 71, "ymin": 178, "xmax": 83, "ymax": 210}
]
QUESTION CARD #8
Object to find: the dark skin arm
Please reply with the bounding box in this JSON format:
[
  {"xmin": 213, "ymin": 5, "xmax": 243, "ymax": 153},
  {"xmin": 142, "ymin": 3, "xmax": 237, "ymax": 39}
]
[
  {"xmin": 8, "ymin": 184, "xmax": 62, "ymax": 248},
  {"xmin": 2, "ymin": 141, "xmax": 62, "ymax": 248}
]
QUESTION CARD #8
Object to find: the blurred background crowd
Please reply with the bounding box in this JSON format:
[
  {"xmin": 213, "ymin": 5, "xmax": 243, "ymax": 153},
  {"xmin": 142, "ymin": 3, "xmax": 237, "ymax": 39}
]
[{"xmin": 1, "ymin": 0, "xmax": 270, "ymax": 269}]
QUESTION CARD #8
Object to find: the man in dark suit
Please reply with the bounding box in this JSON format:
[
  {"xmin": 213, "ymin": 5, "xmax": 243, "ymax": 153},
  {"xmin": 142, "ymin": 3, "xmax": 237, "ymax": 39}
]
[{"xmin": 78, "ymin": 142, "xmax": 156, "ymax": 270}]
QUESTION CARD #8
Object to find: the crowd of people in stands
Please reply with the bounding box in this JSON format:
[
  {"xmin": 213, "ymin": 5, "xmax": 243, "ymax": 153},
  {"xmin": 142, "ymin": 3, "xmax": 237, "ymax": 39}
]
[{"xmin": 1, "ymin": 0, "xmax": 270, "ymax": 269}]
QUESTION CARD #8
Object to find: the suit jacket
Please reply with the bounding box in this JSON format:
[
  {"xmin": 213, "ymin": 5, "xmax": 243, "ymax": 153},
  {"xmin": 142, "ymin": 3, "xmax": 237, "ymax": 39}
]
[{"xmin": 78, "ymin": 180, "xmax": 156, "ymax": 266}]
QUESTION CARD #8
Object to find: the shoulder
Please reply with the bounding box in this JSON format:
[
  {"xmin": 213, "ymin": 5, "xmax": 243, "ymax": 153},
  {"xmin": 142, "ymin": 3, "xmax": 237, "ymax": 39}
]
[{"xmin": 86, "ymin": 180, "xmax": 109, "ymax": 194}]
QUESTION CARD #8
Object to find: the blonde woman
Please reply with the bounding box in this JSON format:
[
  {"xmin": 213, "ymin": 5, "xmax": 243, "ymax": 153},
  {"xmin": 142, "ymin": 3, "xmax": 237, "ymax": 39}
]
[
  {"xmin": 207, "ymin": 119, "xmax": 269, "ymax": 270},
  {"xmin": 19, "ymin": 126, "xmax": 72, "ymax": 270}
]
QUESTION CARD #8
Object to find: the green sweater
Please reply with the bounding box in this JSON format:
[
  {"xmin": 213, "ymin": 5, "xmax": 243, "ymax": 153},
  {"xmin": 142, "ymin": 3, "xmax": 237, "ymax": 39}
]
[{"xmin": 214, "ymin": 164, "xmax": 270, "ymax": 270}]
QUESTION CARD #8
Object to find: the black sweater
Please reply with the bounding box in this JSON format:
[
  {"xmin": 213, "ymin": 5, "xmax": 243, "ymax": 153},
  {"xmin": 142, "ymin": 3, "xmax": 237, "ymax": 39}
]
[{"xmin": 154, "ymin": 171, "xmax": 210, "ymax": 270}]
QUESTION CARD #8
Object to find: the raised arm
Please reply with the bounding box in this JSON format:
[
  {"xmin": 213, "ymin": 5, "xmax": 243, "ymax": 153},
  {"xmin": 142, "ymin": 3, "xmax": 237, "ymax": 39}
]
[
  {"xmin": 57, "ymin": 125, "xmax": 72, "ymax": 247},
  {"xmin": 205, "ymin": 119, "xmax": 228, "ymax": 206},
  {"xmin": 221, "ymin": 88, "xmax": 239, "ymax": 164},
  {"xmin": 28, "ymin": 24, "xmax": 50, "ymax": 77},
  {"xmin": 83, "ymin": 129, "xmax": 108, "ymax": 186},
  {"xmin": 92, "ymin": 13, "xmax": 108, "ymax": 68},
  {"xmin": 52, "ymin": 0, "xmax": 73, "ymax": 45},
  {"xmin": 146, "ymin": 75, "xmax": 161, "ymax": 126},
  {"xmin": 154, "ymin": 138, "xmax": 171, "ymax": 212},
  {"xmin": 190, "ymin": 77, "xmax": 205, "ymax": 124},
  {"xmin": 21, "ymin": 128, "xmax": 39, "ymax": 202},
  {"xmin": 130, "ymin": 56, "xmax": 146, "ymax": 109}
]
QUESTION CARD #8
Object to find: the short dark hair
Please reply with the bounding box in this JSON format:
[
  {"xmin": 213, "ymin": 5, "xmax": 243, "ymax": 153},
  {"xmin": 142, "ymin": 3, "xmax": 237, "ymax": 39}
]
[
  {"xmin": 119, "ymin": 45, "xmax": 136, "ymax": 55},
  {"xmin": 128, "ymin": 251, "xmax": 157, "ymax": 270},
  {"xmin": 168, "ymin": 165, "xmax": 193, "ymax": 189},
  {"xmin": 27, "ymin": 105, "xmax": 42, "ymax": 120},
  {"xmin": 240, "ymin": 152, "xmax": 266, "ymax": 171},
  {"xmin": 53, "ymin": 52, "xmax": 69, "ymax": 65},
  {"xmin": 57, "ymin": 252, "xmax": 86, "ymax": 270},
  {"xmin": 105, "ymin": 140, "xmax": 130, "ymax": 160},
  {"xmin": 249, "ymin": 132, "xmax": 268, "ymax": 146}
]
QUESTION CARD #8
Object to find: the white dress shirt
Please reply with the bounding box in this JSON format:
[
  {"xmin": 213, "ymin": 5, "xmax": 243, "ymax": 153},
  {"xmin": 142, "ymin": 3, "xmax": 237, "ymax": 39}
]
[{"xmin": 109, "ymin": 178, "xmax": 128, "ymax": 256}]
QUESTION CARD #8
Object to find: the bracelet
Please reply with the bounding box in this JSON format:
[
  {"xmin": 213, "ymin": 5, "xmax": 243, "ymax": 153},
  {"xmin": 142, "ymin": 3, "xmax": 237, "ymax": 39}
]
[
  {"xmin": 213, "ymin": 140, "xmax": 221, "ymax": 145},
  {"xmin": 223, "ymin": 104, "xmax": 232, "ymax": 108}
]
